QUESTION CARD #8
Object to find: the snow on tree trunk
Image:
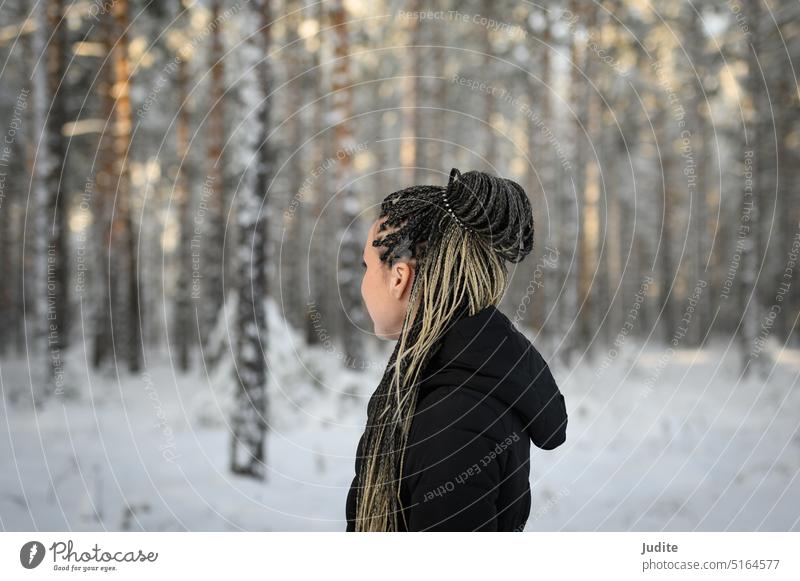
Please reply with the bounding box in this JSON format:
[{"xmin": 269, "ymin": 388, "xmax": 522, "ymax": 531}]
[{"xmin": 229, "ymin": 0, "xmax": 272, "ymax": 480}]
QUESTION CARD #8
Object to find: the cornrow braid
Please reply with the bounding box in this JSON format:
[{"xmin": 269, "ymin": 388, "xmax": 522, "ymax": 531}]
[{"xmin": 353, "ymin": 167, "xmax": 535, "ymax": 531}]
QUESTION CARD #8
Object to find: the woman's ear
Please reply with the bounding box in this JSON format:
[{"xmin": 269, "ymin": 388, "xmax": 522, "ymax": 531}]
[{"xmin": 388, "ymin": 261, "xmax": 413, "ymax": 300}]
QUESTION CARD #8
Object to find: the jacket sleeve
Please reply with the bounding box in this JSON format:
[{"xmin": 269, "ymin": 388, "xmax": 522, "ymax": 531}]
[
  {"xmin": 529, "ymin": 355, "xmax": 568, "ymax": 450},
  {"xmin": 401, "ymin": 390, "xmax": 503, "ymax": 531},
  {"xmin": 345, "ymin": 431, "xmax": 366, "ymax": 532},
  {"xmin": 345, "ymin": 473, "xmax": 357, "ymax": 531}
]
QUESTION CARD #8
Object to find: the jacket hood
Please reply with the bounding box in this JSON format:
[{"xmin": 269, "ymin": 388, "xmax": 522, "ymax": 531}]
[{"xmin": 417, "ymin": 304, "xmax": 568, "ymax": 450}]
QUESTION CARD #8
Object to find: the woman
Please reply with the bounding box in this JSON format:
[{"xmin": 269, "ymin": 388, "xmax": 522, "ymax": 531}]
[{"xmin": 346, "ymin": 168, "xmax": 568, "ymax": 532}]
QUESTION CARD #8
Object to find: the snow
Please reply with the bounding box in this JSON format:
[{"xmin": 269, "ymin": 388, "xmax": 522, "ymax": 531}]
[{"xmin": 1, "ymin": 306, "xmax": 799, "ymax": 531}]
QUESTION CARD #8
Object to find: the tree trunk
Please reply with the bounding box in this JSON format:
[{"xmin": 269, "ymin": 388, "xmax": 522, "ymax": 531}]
[
  {"xmin": 110, "ymin": 0, "xmax": 141, "ymax": 373},
  {"xmin": 230, "ymin": 0, "xmax": 272, "ymax": 480},
  {"xmin": 92, "ymin": 10, "xmax": 116, "ymax": 369},
  {"xmin": 284, "ymin": 0, "xmax": 309, "ymax": 332},
  {"xmin": 44, "ymin": 0, "xmax": 70, "ymax": 391},
  {"xmin": 202, "ymin": 0, "xmax": 228, "ymax": 349},
  {"xmin": 173, "ymin": 2, "xmax": 193, "ymax": 372},
  {"xmin": 330, "ymin": 0, "xmax": 364, "ymax": 369},
  {"xmin": 737, "ymin": 0, "xmax": 763, "ymax": 376},
  {"xmin": 306, "ymin": 0, "xmax": 330, "ymax": 346},
  {"xmin": 576, "ymin": 4, "xmax": 598, "ymax": 356}
]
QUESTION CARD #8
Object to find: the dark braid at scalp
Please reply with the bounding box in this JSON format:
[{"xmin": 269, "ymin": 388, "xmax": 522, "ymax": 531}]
[
  {"xmin": 354, "ymin": 167, "xmax": 535, "ymax": 531},
  {"xmin": 373, "ymin": 167, "xmax": 534, "ymax": 265}
]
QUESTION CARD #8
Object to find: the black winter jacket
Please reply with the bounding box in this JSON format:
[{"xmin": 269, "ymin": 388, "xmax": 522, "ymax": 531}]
[{"xmin": 345, "ymin": 304, "xmax": 568, "ymax": 531}]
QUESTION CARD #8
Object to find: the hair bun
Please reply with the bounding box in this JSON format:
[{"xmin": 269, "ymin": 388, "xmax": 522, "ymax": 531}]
[{"xmin": 445, "ymin": 167, "xmax": 534, "ymax": 263}]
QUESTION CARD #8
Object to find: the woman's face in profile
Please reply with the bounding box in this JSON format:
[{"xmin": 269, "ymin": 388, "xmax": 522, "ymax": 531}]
[{"xmin": 360, "ymin": 218, "xmax": 415, "ymax": 341}]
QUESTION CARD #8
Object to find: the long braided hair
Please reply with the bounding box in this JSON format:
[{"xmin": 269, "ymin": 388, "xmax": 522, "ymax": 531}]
[{"xmin": 354, "ymin": 167, "xmax": 535, "ymax": 531}]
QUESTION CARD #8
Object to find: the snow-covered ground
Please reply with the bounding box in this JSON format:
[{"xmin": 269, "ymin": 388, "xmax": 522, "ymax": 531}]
[{"xmin": 1, "ymin": 307, "xmax": 799, "ymax": 531}]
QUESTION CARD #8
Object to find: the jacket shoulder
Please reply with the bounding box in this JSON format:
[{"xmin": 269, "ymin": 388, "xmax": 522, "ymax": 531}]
[{"xmin": 411, "ymin": 384, "xmax": 511, "ymax": 444}]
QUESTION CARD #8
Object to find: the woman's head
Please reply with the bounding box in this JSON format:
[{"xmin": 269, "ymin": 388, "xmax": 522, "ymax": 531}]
[
  {"xmin": 360, "ymin": 168, "xmax": 534, "ymax": 339},
  {"xmin": 354, "ymin": 167, "xmax": 535, "ymax": 531},
  {"xmin": 360, "ymin": 216, "xmax": 416, "ymax": 341}
]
